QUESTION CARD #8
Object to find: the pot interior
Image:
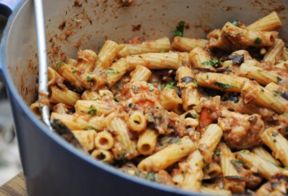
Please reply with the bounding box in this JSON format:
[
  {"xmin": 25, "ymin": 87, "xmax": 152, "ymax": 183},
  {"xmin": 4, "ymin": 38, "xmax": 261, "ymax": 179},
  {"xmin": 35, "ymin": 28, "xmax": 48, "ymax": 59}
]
[{"xmin": 4, "ymin": 0, "xmax": 288, "ymax": 106}]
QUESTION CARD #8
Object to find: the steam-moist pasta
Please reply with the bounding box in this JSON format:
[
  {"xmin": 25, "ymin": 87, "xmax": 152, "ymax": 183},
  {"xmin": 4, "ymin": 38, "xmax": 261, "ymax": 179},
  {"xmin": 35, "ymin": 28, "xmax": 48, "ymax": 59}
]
[{"xmin": 32, "ymin": 11, "xmax": 288, "ymax": 194}]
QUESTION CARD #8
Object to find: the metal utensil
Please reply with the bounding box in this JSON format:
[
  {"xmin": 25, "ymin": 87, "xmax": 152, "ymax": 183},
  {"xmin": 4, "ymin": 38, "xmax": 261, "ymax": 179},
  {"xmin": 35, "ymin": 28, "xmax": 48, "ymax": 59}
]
[{"xmin": 33, "ymin": 0, "xmax": 82, "ymax": 148}]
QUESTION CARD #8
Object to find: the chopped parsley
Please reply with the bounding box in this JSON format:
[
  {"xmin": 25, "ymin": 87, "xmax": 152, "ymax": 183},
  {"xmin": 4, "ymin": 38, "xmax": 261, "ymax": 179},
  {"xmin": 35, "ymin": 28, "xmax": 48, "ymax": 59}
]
[
  {"xmin": 165, "ymin": 81, "xmax": 176, "ymax": 89},
  {"xmin": 148, "ymin": 83, "xmax": 154, "ymax": 91},
  {"xmin": 116, "ymin": 152, "xmax": 127, "ymax": 165},
  {"xmin": 231, "ymin": 20, "xmax": 240, "ymax": 27},
  {"xmin": 56, "ymin": 61, "xmax": 64, "ymax": 70},
  {"xmin": 107, "ymin": 68, "xmax": 120, "ymax": 75},
  {"xmin": 173, "ymin": 21, "xmax": 185, "ymax": 37},
  {"xmin": 184, "ymin": 112, "xmax": 198, "ymax": 119},
  {"xmin": 231, "ymin": 159, "xmax": 243, "ymax": 168},
  {"xmin": 145, "ymin": 172, "xmax": 156, "ymax": 181},
  {"xmin": 254, "ymin": 37, "xmax": 262, "ymax": 45},
  {"xmin": 277, "ymin": 76, "xmax": 282, "ymax": 83},
  {"xmin": 86, "ymin": 75, "xmax": 93, "ymax": 82},
  {"xmin": 128, "ymin": 103, "xmax": 133, "ymax": 108},
  {"xmin": 214, "ymin": 149, "xmax": 220, "ymax": 157},
  {"xmin": 72, "ymin": 68, "xmax": 77, "ymax": 74},
  {"xmin": 88, "ymin": 105, "xmax": 97, "ymax": 115},
  {"xmin": 272, "ymin": 131, "xmax": 279, "ymax": 137},
  {"xmin": 202, "ymin": 59, "xmax": 220, "ymax": 68},
  {"xmin": 132, "ymin": 85, "xmax": 139, "ymax": 92},
  {"xmin": 214, "ymin": 82, "xmax": 233, "ymax": 90}
]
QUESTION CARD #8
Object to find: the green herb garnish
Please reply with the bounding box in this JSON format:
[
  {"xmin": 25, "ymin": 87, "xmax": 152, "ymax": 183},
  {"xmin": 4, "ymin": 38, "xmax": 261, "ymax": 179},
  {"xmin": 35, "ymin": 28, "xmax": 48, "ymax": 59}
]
[
  {"xmin": 86, "ymin": 75, "xmax": 93, "ymax": 82},
  {"xmin": 214, "ymin": 82, "xmax": 233, "ymax": 90},
  {"xmin": 148, "ymin": 83, "xmax": 154, "ymax": 92},
  {"xmin": 231, "ymin": 20, "xmax": 240, "ymax": 27},
  {"xmin": 231, "ymin": 159, "xmax": 243, "ymax": 168},
  {"xmin": 107, "ymin": 68, "xmax": 120, "ymax": 75},
  {"xmin": 202, "ymin": 59, "xmax": 220, "ymax": 68},
  {"xmin": 56, "ymin": 61, "xmax": 64, "ymax": 70},
  {"xmin": 132, "ymin": 85, "xmax": 139, "ymax": 92},
  {"xmin": 72, "ymin": 68, "xmax": 77, "ymax": 74},
  {"xmin": 146, "ymin": 172, "xmax": 156, "ymax": 181},
  {"xmin": 165, "ymin": 81, "xmax": 176, "ymax": 89},
  {"xmin": 277, "ymin": 76, "xmax": 282, "ymax": 83},
  {"xmin": 88, "ymin": 105, "xmax": 97, "ymax": 115},
  {"xmin": 254, "ymin": 37, "xmax": 262, "ymax": 45},
  {"xmin": 173, "ymin": 21, "xmax": 185, "ymax": 37},
  {"xmin": 214, "ymin": 149, "xmax": 220, "ymax": 157}
]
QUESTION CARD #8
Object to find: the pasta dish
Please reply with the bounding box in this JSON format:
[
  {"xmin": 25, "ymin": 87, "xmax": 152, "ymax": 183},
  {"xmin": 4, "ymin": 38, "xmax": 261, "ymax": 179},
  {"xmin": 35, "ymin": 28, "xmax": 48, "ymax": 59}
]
[{"xmin": 31, "ymin": 12, "xmax": 288, "ymax": 195}]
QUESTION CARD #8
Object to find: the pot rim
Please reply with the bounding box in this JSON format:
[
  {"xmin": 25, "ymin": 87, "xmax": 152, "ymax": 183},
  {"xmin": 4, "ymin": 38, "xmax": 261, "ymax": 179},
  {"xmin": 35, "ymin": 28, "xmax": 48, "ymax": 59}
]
[{"xmin": 0, "ymin": 1, "xmax": 199, "ymax": 195}]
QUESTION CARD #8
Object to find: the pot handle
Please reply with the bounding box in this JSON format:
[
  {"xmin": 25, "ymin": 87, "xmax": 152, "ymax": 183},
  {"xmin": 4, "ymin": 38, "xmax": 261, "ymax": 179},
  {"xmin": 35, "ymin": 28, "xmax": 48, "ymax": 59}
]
[{"xmin": 0, "ymin": 0, "xmax": 21, "ymax": 17}]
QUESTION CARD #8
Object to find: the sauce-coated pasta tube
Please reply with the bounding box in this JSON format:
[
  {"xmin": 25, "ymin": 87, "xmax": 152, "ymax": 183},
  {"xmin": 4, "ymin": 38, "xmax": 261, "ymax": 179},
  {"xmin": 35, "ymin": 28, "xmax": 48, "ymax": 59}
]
[
  {"xmin": 130, "ymin": 65, "xmax": 152, "ymax": 82},
  {"xmin": 172, "ymin": 37, "xmax": 208, "ymax": 52},
  {"xmin": 50, "ymin": 86, "xmax": 80, "ymax": 106},
  {"xmin": 240, "ymin": 60, "xmax": 282, "ymax": 85},
  {"xmin": 72, "ymin": 130, "xmax": 96, "ymax": 152},
  {"xmin": 75, "ymin": 100, "xmax": 114, "ymax": 116},
  {"xmin": 198, "ymin": 124, "xmax": 223, "ymax": 163},
  {"xmin": 223, "ymin": 22, "xmax": 278, "ymax": 48},
  {"xmin": 108, "ymin": 117, "xmax": 137, "ymax": 159},
  {"xmin": 76, "ymin": 49, "xmax": 97, "ymax": 73},
  {"xmin": 94, "ymin": 40, "xmax": 122, "ymax": 70},
  {"xmin": 248, "ymin": 11, "xmax": 282, "ymax": 31},
  {"xmin": 176, "ymin": 66, "xmax": 199, "ymax": 110},
  {"xmin": 196, "ymin": 73, "xmax": 248, "ymax": 93},
  {"xmin": 51, "ymin": 113, "xmax": 88, "ymax": 130},
  {"xmin": 95, "ymin": 131, "xmax": 114, "ymax": 150},
  {"xmin": 48, "ymin": 67, "xmax": 63, "ymax": 87},
  {"xmin": 138, "ymin": 136, "xmax": 195, "ymax": 172},
  {"xmin": 189, "ymin": 47, "xmax": 215, "ymax": 71},
  {"xmin": 126, "ymin": 52, "xmax": 182, "ymax": 70},
  {"xmin": 263, "ymin": 39, "xmax": 285, "ymax": 64},
  {"xmin": 118, "ymin": 37, "xmax": 171, "ymax": 57},
  {"xmin": 236, "ymin": 150, "xmax": 282, "ymax": 179},
  {"xmin": 54, "ymin": 62, "xmax": 83, "ymax": 90},
  {"xmin": 137, "ymin": 129, "xmax": 157, "ymax": 155},
  {"xmin": 106, "ymin": 58, "xmax": 130, "ymax": 87},
  {"xmin": 88, "ymin": 116, "xmax": 107, "ymax": 131},
  {"xmin": 252, "ymin": 147, "xmax": 281, "ymax": 166},
  {"xmin": 241, "ymin": 80, "xmax": 288, "ymax": 113},
  {"xmin": 91, "ymin": 149, "xmax": 113, "ymax": 163},
  {"xmin": 260, "ymin": 127, "xmax": 288, "ymax": 167},
  {"xmin": 128, "ymin": 111, "xmax": 147, "ymax": 132},
  {"xmin": 207, "ymin": 29, "xmax": 231, "ymax": 51},
  {"xmin": 219, "ymin": 143, "xmax": 245, "ymax": 193},
  {"xmin": 176, "ymin": 66, "xmax": 197, "ymax": 88},
  {"xmin": 180, "ymin": 150, "xmax": 204, "ymax": 191},
  {"xmin": 160, "ymin": 88, "xmax": 182, "ymax": 111}
]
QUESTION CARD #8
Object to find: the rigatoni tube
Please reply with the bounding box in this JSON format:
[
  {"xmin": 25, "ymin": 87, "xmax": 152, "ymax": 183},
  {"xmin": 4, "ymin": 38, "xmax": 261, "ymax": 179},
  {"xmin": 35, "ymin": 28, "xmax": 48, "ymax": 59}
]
[
  {"xmin": 172, "ymin": 37, "xmax": 207, "ymax": 52},
  {"xmin": 198, "ymin": 124, "xmax": 223, "ymax": 163},
  {"xmin": 138, "ymin": 136, "xmax": 195, "ymax": 171},
  {"xmin": 260, "ymin": 127, "xmax": 288, "ymax": 167},
  {"xmin": 118, "ymin": 37, "xmax": 171, "ymax": 57},
  {"xmin": 196, "ymin": 73, "xmax": 248, "ymax": 93},
  {"xmin": 137, "ymin": 129, "xmax": 157, "ymax": 155},
  {"xmin": 247, "ymin": 11, "xmax": 282, "ymax": 31},
  {"xmin": 180, "ymin": 150, "xmax": 204, "ymax": 191}
]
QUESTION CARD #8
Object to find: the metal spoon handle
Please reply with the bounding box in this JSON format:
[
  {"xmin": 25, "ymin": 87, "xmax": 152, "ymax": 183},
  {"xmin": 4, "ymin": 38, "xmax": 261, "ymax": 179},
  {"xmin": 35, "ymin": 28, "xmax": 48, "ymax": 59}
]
[{"xmin": 34, "ymin": 0, "xmax": 52, "ymax": 129}]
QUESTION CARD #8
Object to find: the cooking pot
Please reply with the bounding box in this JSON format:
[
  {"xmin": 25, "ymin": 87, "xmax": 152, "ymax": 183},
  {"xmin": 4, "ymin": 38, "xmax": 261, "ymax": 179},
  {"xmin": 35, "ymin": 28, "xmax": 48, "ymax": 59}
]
[{"xmin": 1, "ymin": 0, "xmax": 288, "ymax": 195}]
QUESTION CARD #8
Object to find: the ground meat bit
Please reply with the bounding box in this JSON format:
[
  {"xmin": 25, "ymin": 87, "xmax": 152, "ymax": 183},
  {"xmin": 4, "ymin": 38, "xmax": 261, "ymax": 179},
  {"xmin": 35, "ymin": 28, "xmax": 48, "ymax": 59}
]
[
  {"xmin": 218, "ymin": 109, "xmax": 264, "ymax": 149},
  {"xmin": 155, "ymin": 170, "xmax": 174, "ymax": 186}
]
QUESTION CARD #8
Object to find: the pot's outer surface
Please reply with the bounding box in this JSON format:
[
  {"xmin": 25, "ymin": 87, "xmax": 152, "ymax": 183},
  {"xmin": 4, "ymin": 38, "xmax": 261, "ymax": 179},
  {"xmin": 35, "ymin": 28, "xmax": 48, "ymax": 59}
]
[{"xmin": 1, "ymin": 0, "xmax": 288, "ymax": 195}]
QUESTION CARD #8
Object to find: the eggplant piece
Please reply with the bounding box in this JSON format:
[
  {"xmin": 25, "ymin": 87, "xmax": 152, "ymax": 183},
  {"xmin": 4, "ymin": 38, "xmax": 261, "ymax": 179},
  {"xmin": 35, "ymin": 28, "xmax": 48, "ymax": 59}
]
[{"xmin": 51, "ymin": 119, "xmax": 83, "ymax": 150}]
